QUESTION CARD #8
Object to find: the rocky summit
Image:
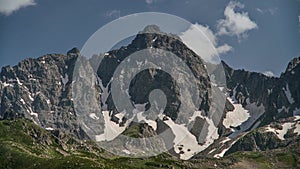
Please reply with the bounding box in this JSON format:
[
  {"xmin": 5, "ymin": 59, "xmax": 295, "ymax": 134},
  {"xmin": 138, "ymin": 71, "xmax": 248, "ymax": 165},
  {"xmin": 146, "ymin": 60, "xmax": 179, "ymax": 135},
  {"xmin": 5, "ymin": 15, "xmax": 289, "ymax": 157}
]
[{"xmin": 0, "ymin": 27, "xmax": 300, "ymax": 168}]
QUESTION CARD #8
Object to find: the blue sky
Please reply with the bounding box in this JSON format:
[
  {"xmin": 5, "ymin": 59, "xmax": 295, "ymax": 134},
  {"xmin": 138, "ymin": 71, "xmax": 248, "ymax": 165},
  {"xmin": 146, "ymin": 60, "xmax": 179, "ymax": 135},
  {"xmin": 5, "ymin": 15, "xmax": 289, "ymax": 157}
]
[{"xmin": 0, "ymin": 0, "xmax": 299, "ymax": 76}]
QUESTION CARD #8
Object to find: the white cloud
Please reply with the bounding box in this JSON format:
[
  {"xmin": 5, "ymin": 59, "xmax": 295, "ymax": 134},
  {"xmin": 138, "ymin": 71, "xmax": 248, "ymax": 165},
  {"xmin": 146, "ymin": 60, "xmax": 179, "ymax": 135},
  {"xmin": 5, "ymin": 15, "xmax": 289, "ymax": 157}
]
[
  {"xmin": 263, "ymin": 71, "xmax": 275, "ymax": 77},
  {"xmin": 180, "ymin": 23, "xmax": 233, "ymax": 64},
  {"xmin": 145, "ymin": 0, "xmax": 153, "ymax": 4},
  {"xmin": 256, "ymin": 7, "xmax": 278, "ymax": 15},
  {"xmin": 105, "ymin": 10, "xmax": 121, "ymax": 18},
  {"xmin": 0, "ymin": 0, "xmax": 36, "ymax": 16},
  {"xmin": 217, "ymin": 1, "xmax": 258, "ymax": 39}
]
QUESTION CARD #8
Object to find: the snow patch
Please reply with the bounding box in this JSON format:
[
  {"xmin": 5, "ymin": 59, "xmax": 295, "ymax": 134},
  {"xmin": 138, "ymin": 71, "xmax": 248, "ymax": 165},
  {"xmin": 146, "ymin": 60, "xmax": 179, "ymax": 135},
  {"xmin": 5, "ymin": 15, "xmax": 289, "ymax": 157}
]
[
  {"xmin": 160, "ymin": 112, "xmax": 219, "ymax": 160},
  {"xmin": 214, "ymin": 139, "xmax": 239, "ymax": 158},
  {"xmin": 45, "ymin": 127, "xmax": 54, "ymax": 131},
  {"xmin": 295, "ymin": 116, "xmax": 300, "ymax": 121},
  {"xmin": 95, "ymin": 111, "xmax": 129, "ymax": 141},
  {"xmin": 89, "ymin": 113, "xmax": 100, "ymax": 120},
  {"xmin": 46, "ymin": 99, "xmax": 51, "ymax": 105},
  {"xmin": 2, "ymin": 82, "xmax": 13, "ymax": 87},
  {"xmin": 122, "ymin": 149, "xmax": 131, "ymax": 154},
  {"xmin": 228, "ymin": 101, "xmax": 265, "ymax": 138},
  {"xmin": 208, "ymin": 148, "xmax": 216, "ymax": 154},
  {"xmin": 294, "ymin": 123, "xmax": 300, "ymax": 135},
  {"xmin": 223, "ymin": 98, "xmax": 250, "ymax": 128},
  {"xmin": 20, "ymin": 98, "xmax": 26, "ymax": 105},
  {"xmin": 152, "ymin": 36, "xmax": 157, "ymax": 42},
  {"xmin": 16, "ymin": 78, "xmax": 23, "ymax": 86},
  {"xmin": 136, "ymin": 111, "xmax": 157, "ymax": 131},
  {"xmin": 62, "ymin": 73, "xmax": 69, "ymax": 87},
  {"xmin": 283, "ymin": 84, "xmax": 295, "ymax": 104},
  {"xmin": 220, "ymin": 137, "xmax": 231, "ymax": 144},
  {"xmin": 28, "ymin": 94, "xmax": 34, "ymax": 102},
  {"xmin": 265, "ymin": 123, "xmax": 293, "ymax": 140}
]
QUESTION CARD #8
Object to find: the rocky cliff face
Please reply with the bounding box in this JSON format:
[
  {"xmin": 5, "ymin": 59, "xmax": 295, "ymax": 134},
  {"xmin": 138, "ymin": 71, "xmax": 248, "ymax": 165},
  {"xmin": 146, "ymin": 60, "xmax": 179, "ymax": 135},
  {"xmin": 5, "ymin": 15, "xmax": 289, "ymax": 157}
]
[
  {"xmin": 204, "ymin": 58, "xmax": 300, "ymax": 157},
  {"xmin": 0, "ymin": 26, "xmax": 299, "ymax": 160},
  {"xmin": 0, "ymin": 53, "xmax": 88, "ymax": 139}
]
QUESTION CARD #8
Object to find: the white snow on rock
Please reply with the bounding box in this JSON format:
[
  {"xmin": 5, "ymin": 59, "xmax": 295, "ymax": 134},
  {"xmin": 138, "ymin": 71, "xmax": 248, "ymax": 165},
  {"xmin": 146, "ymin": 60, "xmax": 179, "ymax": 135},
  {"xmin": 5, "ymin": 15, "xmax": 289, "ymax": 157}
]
[
  {"xmin": 295, "ymin": 116, "xmax": 300, "ymax": 121},
  {"xmin": 114, "ymin": 111, "xmax": 126, "ymax": 124},
  {"xmin": 46, "ymin": 99, "xmax": 51, "ymax": 105},
  {"xmin": 20, "ymin": 98, "xmax": 26, "ymax": 105},
  {"xmin": 152, "ymin": 36, "xmax": 157, "ymax": 42},
  {"xmin": 2, "ymin": 82, "xmax": 13, "ymax": 87},
  {"xmin": 188, "ymin": 110, "xmax": 203, "ymax": 122},
  {"xmin": 136, "ymin": 112, "xmax": 157, "ymax": 131},
  {"xmin": 89, "ymin": 113, "xmax": 100, "ymax": 120},
  {"xmin": 214, "ymin": 139, "xmax": 239, "ymax": 158},
  {"xmin": 208, "ymin": 148, "xmax": 216, "ymax": 154},
  {"xmin": 265, "ymin": 123, "xmax": 293, "ymax": 140},
  {"xmin": 160, "ymin": 115, "xmax": 200, "ymax": 160},
  {"xmin": 95, "ymin": 111, "xmax": 129, "ymax": 142},
  {"xmin": 27, "ymin": 106, "xmax": 38, "ymax": 117},
  {"xmin": 122, "ymin": 149, "xmax": 131, "ymax": 155},
  {"xmin": 224, "ymin": 96, "xmax": 265, "ymax": 138},
  {"xmin": 28, "ymin": 94, "xmax": 34, "ymax": 102},
  {"xmin": 223, "ymin": 98, "xmax": 250, "ymax": 128},
  {"xmin": 16, "ymin": 78, "xmax": 23, "ymax": 86},
  {"xmin": 61, "ymin": 73, "xmax": 69, "ymax": 87},
  {"xmin": 229, "ymin": 102, "xmax": 265, "ymax": 138},
  {"xmin": 220, "ymin": 137, "xmax": 231, "ymax": 144},
  {"xmin": 283, "ymin": 83, "xmax": 295, "ymax": 104},
  {"xmin": 294, "ymin": 123, "xmax": 300, "ymax": 135},
  {"xmin": 133, "ymin": 103, "xmax": 157, "ymax": 130},
  {"xmin": 45, "ymin": 127, "xmax": 54, "ymax": 131},
  {"xmin": 160, "ymin": 111, "xmax": 219, "ymax": 160}
]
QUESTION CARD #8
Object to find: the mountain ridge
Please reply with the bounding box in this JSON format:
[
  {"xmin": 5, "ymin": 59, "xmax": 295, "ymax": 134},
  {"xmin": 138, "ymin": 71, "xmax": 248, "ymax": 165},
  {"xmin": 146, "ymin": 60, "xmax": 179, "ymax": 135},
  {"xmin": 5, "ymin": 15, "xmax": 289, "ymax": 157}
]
[{"xmin": 0, "ymin": 30, "xmax": 299, "ymax": 162}]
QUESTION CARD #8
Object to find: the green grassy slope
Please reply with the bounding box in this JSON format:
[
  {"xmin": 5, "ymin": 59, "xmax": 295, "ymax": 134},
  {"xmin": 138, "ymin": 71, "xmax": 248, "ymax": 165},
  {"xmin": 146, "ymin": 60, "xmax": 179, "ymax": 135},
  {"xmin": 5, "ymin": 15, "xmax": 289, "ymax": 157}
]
[{"xmin": 0, "ymin": 119, "xmax": 299, "ymax": 169}]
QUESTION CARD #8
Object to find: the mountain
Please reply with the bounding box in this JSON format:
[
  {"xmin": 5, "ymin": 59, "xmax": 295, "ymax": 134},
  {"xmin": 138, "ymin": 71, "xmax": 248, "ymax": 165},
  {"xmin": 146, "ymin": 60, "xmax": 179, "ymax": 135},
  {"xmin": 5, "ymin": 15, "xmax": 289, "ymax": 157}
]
[{"xmin": 0, "ymin": 26, "xmax": 300, "ymax": 168}]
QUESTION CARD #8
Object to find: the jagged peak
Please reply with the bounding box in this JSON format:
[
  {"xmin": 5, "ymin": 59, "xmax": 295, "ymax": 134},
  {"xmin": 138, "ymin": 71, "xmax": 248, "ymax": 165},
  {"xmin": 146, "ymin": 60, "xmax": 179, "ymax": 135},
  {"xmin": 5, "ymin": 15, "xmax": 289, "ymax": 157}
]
[
  {"xmin": 140, "ymin": 25, "xmax": 162, "ymax": 34},
  {"xmin": 285, "ymin": 56, "xmax": 300, "ymax": 72},
  {"xmin": 67, "ymin": 47, "xmax": 80, "ymax": 55}
]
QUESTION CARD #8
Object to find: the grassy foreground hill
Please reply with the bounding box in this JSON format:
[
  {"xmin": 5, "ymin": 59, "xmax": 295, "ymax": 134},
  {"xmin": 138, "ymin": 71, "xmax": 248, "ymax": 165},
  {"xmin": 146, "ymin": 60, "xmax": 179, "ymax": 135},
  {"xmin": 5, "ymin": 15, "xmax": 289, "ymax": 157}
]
[{"xmin": 0, "ymin": 119, "xmax": 299, "ymax": 169}]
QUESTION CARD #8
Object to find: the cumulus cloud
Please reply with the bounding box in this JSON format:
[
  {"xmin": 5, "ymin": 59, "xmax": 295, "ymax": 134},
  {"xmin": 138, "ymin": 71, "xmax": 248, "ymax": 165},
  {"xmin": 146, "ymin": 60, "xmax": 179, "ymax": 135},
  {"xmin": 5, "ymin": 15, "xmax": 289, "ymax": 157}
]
[
  {"xmin": 0, "ymin": 0, "xmax": 36, "ymax": 15},
  {"xmin": 263, "ymin": 71, "xmax": 275, "ymax": 77},
  {"xmin": 217, "ymin": 1, "xmax": 258, "ymax": 39},
  {"xmin": 180, "ymin": 23, "xmax": 233, "ymax": 64}
]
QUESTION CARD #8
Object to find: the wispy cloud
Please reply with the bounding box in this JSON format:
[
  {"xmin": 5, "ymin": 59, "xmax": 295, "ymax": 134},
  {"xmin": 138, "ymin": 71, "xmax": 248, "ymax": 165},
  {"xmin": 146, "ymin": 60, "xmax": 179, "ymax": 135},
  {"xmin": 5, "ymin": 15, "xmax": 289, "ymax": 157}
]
[
  {"xmin": 145, "ymin": 0, "xmax": 154, "ymax": 4},
  {"xmin": 217, "ymin": 1, "xmax": 258, "ymax": 39},
  {"xmin": 180, "ymin": 23, "xmax": 233, "ymax": 64},
  {"xmin": 0, "ymin": 0, "xmax": 36, "ymax": 16},
  {"xmin": 105, "ymin": 9, "xmax": 121, "ymax": 18},
  {"xmin": 256, "ymin": 7, "xmax": 278, "ymax": 15},
  {"xmin": 298, "ymin": 16, "xmax": 300, "ymax": 32}
]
